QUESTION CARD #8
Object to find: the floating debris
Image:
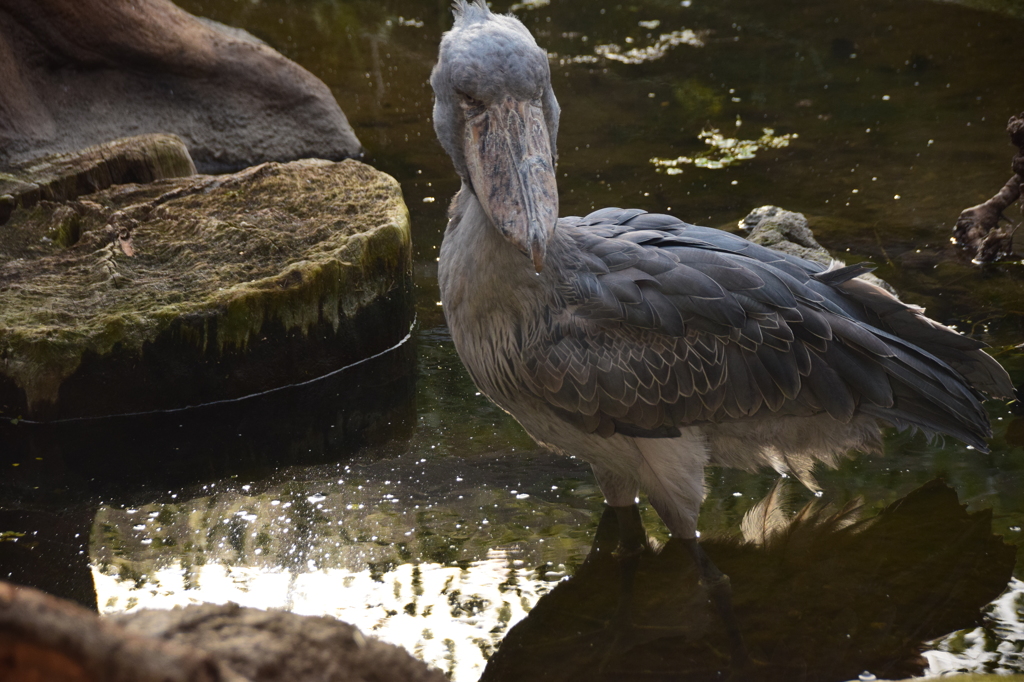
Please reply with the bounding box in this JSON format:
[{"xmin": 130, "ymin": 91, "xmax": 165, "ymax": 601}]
[
  {"xmin": 594, "ymin": 29, "xmax": 705, "ymax": 64},
  {"xmin": 651, "ymin": 127, "xmax": 798, "ymax": 173},
  {"xmin": 510, "ymin": 0, "xmax": 550, "ymax": 11}
]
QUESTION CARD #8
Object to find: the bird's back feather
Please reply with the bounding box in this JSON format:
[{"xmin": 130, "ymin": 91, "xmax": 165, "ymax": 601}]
[{"xmin": 511, "ymin": 208, "xmax": 1010, "ymax": 452}]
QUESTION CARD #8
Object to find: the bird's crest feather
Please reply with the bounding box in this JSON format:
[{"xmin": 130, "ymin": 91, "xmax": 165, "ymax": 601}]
[{"xmin": 453, "ymin": 0, "xmax": 491, "ymax": 24}]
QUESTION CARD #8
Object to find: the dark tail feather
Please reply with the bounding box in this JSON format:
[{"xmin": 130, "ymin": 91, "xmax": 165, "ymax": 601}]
[
  {"xmin": 811, "ymin": 262, "xmax": 876, "ymax": 286},
  {"xmin": 836, "ymin": 276, "xmax": 1013, "ymax": 399},
  {"xmin": 861, "ymin": 400, "xmax": 990, "ymax": 453},
  {"xmin": 853, "ymin": 357, "xmax": 990, "ymax": 451}
]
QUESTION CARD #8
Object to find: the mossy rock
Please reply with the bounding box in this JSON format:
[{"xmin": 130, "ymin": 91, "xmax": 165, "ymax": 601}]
[
  {"xmin": 0, "ymin": 134, "xmax": 197, "ymax": 225},
  {"xmin": 0, "ymin": 157, "xmax": 413, "ymax": 420}
]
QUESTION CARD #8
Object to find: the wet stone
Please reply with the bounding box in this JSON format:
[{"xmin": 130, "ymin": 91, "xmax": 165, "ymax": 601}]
[
  {"xmin": 740, "ymin": 205, "xmax": 897, "ymax": 294},
  {"xmin": 0, "ymin": 156, "xmax": 413, "ymax": 421},
  {"xmin": 740, "ymin": 205, "xmax": 831, "ymax": 263}
]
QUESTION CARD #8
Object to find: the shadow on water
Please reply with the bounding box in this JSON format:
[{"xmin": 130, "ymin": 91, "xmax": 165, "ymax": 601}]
[{"xmin": 482, "ymin": 480, "xmax": 1016, "ymax": 682}]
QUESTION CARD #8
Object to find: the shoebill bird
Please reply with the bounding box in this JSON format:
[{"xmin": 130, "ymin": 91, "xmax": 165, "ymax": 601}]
[{"xmin": 431, "ymin": 0, "xmax": 1012, "ymax": 604}]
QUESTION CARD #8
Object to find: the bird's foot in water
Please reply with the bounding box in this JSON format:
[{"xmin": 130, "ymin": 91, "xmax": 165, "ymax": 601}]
[
  {"xmin": 700, "ymin": 571, "xmax": 732, "ymax": 592},
  {"xmin": 683, "ymin": 539, "xmax": 751, "ymax": 671},
  {"xmin": 609, "ymin": 504, "xmax": 655, "ymax": 558}
]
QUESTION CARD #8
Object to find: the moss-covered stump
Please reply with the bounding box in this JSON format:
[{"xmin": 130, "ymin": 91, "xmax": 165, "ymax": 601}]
[
  {"xmin": 0, "ymin": 158, "xmax": 413, "ymax": 421},
  {"xmin": 0, "ymin": 134, "xmax": 197, "ymax": 226}
]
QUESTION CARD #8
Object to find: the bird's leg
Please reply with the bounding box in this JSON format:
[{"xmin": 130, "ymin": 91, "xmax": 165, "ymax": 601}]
[
  {"xmin": 591, "ymin": 505, "xmax": 644, "ymax": 609},
  {"xmin": 591, "ymin": 463, "xmax": 648, "ymax": 555},
  {"xmin": 588, "ymin": 504, "xmax": 647, "ymax": 678},
  {"xmin": 629, "ymin": 439, "xmax": 750, "ymax": 669},
  {"xmin": 611, "ymin": 503, "xmax": 649, "ymax": 556}
]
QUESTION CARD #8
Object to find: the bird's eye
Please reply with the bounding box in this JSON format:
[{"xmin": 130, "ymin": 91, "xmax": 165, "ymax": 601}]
[{"xmin": 456, "ymin": 91, "xmax": 486, "ymax": 115}]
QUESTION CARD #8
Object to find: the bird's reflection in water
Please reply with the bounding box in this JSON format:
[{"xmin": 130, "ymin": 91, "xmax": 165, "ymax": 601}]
[{"xmin": 481, "ymin": 480, "xmax": 1015, "ymax": 682}]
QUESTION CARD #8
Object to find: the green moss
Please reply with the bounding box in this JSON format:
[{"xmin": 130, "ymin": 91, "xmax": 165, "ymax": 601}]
[
  {"xmin": 0, "ymin": 158, "xmax": 412, "ymax": 411},
  {"xmin": 49, "ymin": 211, "xmax": 82, "ymax": 248}
]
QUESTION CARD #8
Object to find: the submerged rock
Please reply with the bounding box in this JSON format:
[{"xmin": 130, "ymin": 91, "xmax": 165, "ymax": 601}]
[
  {"xmin": 0, "ymin": 0, "xmax": 362, "ymax": 173},
  {"xmin": 739, "ymin": 205, "xmax": 833, "ymax": 263},
  {"xmin": 739, "ymin": 205, "xmax": 897, "ymax": 294},
  {"xmin": 0, "ymin": 156, "xmax": 413, "ymax": 420}
]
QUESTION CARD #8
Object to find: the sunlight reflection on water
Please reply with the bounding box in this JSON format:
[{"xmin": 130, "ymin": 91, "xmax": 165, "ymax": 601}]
[
  {"xmin": 95, "ymin": 553, "xmax": 562, "ymax": 681},
  {"xmin": 927, "ymin": 579, "xmax": 1024, "ymax": 676}
]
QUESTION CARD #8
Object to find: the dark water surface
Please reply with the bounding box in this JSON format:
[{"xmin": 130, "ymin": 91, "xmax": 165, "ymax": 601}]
[{"xmin": 3, "ymin": 0, "xmax": 1024, "ymax": 679}]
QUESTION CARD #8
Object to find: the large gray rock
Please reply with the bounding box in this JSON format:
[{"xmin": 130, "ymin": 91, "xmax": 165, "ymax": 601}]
[
  {"xmin": 115, "ymin": 603, "xmax": 448, "ymax": 682},
  {"xmin": 0, "ymin": 0, "xmax": 362, "ymax": 173},
  {"xmin": 0, "ymin": 582, "xmax": 446, "ymax": 682},
  {"xmin": 0, "ymin": 145, "xmax": 412, "ymax": 420}
]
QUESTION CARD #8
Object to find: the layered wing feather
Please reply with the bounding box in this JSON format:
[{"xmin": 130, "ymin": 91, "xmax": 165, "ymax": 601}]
[{"xmin": 517, "ymin": 208, "xmax": 1008, "ymax": 450}]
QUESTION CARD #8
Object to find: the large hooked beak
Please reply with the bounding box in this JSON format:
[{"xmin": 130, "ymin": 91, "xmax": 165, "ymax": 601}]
[{"xmin": 464, "ymin": 97, "xmax": 558, "ymax": 273}]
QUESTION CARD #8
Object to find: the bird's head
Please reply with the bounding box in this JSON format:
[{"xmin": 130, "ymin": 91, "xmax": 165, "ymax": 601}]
[{"xmin": 431, "ymin": 0, "xmax": 560, "ymax": 272}]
